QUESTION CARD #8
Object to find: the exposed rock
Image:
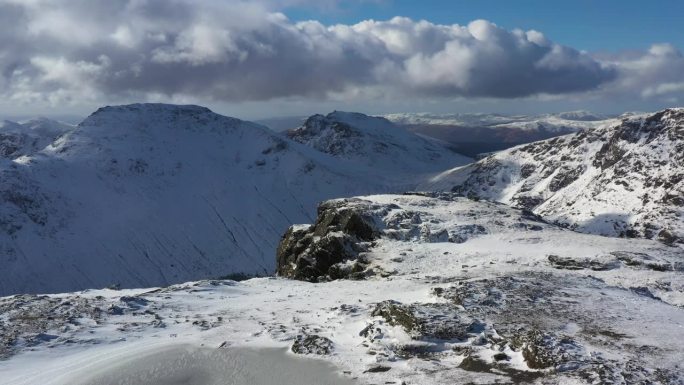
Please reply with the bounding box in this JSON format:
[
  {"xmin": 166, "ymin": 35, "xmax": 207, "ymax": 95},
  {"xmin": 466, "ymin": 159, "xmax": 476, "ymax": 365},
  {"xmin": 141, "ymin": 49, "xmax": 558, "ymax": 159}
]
[
  {"xmin": 276, "ymin": 198, "xmax": 380, "ymax": 282},
  {"xmin": 291, "ymin": 335, "xmax": 334, "ymax": 355},
  {"xmin": 0, "ymin": 295, "xmax": 106, "ymax": 359},
  {"xmin": 448, "ymin": 224, "xmax": 487, "ymax": 243},
  {"xmin": 363, "ymin": 365, "xmax": 392, "ymax": 373},
  {"xmin": 547, "ymin": 254, "xmax": 620, "ymax": 271}
]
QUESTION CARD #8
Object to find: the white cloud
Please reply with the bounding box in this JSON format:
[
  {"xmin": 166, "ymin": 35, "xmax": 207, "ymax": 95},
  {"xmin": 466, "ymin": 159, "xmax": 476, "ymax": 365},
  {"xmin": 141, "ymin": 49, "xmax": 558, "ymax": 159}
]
[
  {"xmin": 0, "ymin": 0, "xmax": 680, "ymax": 111},
  {"xmin": 642, "ymin": 82, "xmax": 684, "ymax": 97}
]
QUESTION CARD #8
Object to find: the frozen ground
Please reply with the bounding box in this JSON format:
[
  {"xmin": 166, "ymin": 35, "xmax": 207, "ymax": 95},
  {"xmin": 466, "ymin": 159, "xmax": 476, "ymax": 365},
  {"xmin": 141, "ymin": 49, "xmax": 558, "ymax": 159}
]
[
  {"xmin": 1, "ymin": 194, "xmax": 683, "ymax": 384},
  {"xmin": 63, "ymin": 344, "xmax": 354, "ymax": 385}
]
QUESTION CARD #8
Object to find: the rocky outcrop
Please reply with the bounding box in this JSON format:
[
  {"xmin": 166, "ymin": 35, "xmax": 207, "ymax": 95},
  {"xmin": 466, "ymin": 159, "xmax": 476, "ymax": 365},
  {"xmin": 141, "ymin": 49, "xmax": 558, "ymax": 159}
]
[{"xmin": 276, "ymin": 198, "xmax": 381, "ymax": 282}]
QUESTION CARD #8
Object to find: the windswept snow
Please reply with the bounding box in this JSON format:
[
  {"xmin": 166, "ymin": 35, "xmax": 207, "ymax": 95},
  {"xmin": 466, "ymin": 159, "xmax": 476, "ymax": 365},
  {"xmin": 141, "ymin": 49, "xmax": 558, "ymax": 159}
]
[{"xmin": 65, "ymin": 345, "xmax": 353, "ymax": 385}]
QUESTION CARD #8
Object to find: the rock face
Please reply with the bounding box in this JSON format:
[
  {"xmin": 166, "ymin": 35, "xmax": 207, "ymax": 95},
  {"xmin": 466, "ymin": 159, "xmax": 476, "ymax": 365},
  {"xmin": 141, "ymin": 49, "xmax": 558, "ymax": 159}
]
[
  {"xmin": 424, "ymin": 108, "xmax": 684, "ymax": 244},
  {"xmin": 276, "ymin": 198, "xmax": 381, "ymax": 282}
]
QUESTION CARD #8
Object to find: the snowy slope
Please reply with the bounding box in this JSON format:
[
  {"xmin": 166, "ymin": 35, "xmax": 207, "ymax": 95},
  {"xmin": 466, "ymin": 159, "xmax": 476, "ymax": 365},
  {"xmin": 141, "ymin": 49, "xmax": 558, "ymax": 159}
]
[
  {"xmin": 0, "ymin": 118, "xmax": 74, "ymax": 159},
  {"xmin": 424, "ymin": 108, "xmax": 684, "ymax": 244},
  {"xmin": 2, "ymin": 193, "xmax": 683, "ymax": 385},
  {"xmin": 286, "ymin": 111, "xmax": 471, "ymax": 175},
  {"xmin": 0, "ymin": 104, "xmax": 459, "ymax": 296}
]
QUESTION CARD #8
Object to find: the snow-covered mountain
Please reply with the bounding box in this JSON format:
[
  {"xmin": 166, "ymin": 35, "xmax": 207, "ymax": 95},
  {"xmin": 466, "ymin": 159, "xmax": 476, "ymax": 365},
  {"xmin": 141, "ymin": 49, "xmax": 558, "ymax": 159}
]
[
  {"xmin": 0, "ymin": 118, "xmax": 74, "ymax": 159},
  {"xmin": 286, "ymin": 111, "xmax": 471, "ymax": 175},
  {"xmin": 0, "ymin": 104, "xmax": 467, "ymax": 296},
  {"xmin": 384, "ymin": 111, "xmax": 619, "ymax": 157},
  {"xmin": 424, "ymin": 108, "xmax": 684, "ymax": 245}
]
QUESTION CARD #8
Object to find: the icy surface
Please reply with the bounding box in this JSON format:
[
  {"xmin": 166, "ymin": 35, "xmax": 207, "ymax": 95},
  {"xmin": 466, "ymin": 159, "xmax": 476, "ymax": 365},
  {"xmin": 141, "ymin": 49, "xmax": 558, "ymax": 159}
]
[{"xmin": 65, "ymin": 345, "xmax": 354, "ymax": 385}]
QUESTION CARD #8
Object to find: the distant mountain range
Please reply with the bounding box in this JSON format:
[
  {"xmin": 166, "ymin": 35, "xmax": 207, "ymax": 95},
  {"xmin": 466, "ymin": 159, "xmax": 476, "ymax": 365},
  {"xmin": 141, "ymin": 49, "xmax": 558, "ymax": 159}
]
[
  {"xmin": 258, "ymin": 110, "xmax": 627, "ymax": 158},
  {"xmin": 383, "ymin": 111, "xmax": 622, "ymax": 157},
  {"xmin": 1, "ymin": 104, "xmax": 680, "ymax": 295}
]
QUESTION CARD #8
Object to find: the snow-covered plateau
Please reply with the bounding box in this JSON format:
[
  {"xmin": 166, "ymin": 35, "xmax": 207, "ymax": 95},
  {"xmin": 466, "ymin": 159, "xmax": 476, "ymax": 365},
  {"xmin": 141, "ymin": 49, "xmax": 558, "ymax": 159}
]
[{"xmin": 2, "ymin": 194, "xmax": 683, "ymax": 384}]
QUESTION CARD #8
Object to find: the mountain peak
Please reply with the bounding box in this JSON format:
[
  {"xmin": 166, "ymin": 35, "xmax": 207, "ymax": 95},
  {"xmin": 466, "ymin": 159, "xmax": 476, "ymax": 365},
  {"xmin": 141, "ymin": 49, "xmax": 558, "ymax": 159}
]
[
  {"xmin": 287, "ymin": 110, "xmax": 471, "ymax": 173},
  {"xmin": 325, "ymin": 110, "xmax": 395, "ymax": 130},
  {"xmin": 89, "ymin": 103, "xmax": 214, "ymax": 117},
  {"xmin": 82, "ymin": 103, "xmax": 218, "ymax": 125},
  {"xmin": 77, "ymin": 103, "xmax": 253, "ymax": 136}
]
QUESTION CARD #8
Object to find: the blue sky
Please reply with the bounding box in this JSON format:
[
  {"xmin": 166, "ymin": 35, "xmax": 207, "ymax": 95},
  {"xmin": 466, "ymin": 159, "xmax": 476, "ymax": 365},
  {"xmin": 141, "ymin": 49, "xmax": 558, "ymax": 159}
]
[{"xmin": 285, "ymin": 0, "xmax": 684, "ymax": 53}]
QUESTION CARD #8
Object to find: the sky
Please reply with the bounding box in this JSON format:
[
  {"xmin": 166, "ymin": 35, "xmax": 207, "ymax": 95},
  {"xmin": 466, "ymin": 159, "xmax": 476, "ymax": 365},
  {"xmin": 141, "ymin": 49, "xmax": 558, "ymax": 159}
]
[
  {"xmin": 0, "ymin": 0, "xmax": 683, "ymax": 121},
  {"xmin": 286, "ymin": 0, "xmax": 684, "ymax": 52}
]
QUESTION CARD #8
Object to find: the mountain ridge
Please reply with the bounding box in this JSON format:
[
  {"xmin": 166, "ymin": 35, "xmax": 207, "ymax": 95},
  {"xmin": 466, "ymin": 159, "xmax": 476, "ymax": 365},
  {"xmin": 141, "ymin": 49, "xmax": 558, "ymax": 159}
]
[
  {"xmin": 424, "ymin": 108, "xmax": 684, "ymax": 245},
  {"xmin": 0, "ymin": 103, "xmax": 463, "ymax": 295},
  {"xmin": 286, "ymin": 110, "xmax": 471, "ymax": 174}
]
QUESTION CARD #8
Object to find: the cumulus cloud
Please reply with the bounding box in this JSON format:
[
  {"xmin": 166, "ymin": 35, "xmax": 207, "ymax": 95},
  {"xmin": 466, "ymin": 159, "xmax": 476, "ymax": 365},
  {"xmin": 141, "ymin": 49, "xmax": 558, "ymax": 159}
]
[
  {"xmin": 0, "ymin": 0, "xmax": 680, "ymax": 108},
  {"xmin": 615, "ymin": 44, "xmax": 684, "ymax": 99}
]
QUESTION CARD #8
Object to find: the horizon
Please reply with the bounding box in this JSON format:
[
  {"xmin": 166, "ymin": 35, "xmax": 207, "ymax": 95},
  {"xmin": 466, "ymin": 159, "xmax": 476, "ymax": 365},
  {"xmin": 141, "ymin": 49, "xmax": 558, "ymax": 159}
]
[
  {"xmin": 0, "ymin": 104, "xmax": 662, "ymax": 127},
  {"xmin": 0, "ymin": 0, "xmax": 682, "ymax": 120}
]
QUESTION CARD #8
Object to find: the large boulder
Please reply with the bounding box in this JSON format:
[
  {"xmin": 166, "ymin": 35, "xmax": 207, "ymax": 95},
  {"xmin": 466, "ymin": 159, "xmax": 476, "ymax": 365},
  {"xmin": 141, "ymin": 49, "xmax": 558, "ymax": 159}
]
[{"xmin": 276, "ymin": 198, "xmax": 380, "ymax": 282}]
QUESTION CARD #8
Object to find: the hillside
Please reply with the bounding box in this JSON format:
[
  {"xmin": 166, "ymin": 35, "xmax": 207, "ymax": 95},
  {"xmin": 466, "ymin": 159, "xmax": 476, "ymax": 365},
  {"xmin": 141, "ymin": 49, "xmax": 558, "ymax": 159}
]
[
  {"xmin": 424, "ymin": 108, "xmax": 684, "ymax": 244},
  {"xmin": 0, "ymin": 104, "xmax": 466, "ymax": 295}
]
